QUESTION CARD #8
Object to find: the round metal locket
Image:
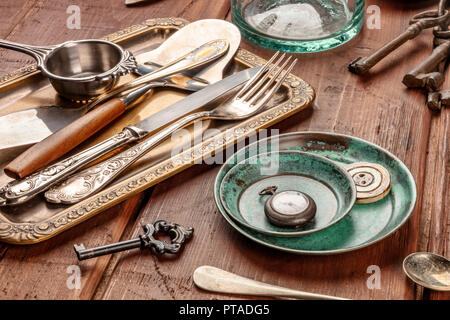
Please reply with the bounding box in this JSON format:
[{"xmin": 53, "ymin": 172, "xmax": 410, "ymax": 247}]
[{"xmin": 259, "ymin": 186, "xmax": 317, "ymax": 228}]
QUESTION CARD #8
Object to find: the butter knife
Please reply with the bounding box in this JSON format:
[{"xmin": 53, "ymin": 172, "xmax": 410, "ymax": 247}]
[{"xmin": 0, "ymin": 67, "xmax": 260, "ymax": 206}]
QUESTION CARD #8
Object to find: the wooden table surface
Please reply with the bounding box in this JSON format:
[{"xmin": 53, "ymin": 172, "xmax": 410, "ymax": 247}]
[{"xmin": 0, "ymin": 0, "xmax": 448, "ymax": 300}]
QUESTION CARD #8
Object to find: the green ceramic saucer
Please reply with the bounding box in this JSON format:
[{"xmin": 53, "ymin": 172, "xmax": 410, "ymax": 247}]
[
  {"xmin": 219, "ymin": 151, "xmax": 357, "ymax": 236},
  {"xmin": 214, "ymin": 132, "xmax": 417, "ymax": 255}
]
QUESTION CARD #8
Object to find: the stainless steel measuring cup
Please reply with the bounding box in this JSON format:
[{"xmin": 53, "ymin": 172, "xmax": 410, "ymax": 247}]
[{"xmin": 0, "ymin": 39, "xmax": 137, "ymax": 100}]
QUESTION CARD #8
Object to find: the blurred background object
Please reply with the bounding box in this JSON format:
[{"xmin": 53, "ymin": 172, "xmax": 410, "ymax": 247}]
[{"xmin": 231, "ymin": 0, "xmax": 365, "ymax": 52}]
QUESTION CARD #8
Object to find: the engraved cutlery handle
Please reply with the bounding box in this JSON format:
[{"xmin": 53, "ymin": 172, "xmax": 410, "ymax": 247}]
[
  {"xmin": 45, "ymin": 111, "xmax": 209, "ymax": 204},
  {"xmin": 0, "ymin": 128, "xmax": 144, "ymax": 206},
  {"xmin": 193, "ymin": 266, "xmax": 349, "ymax": 300},
  {"xmin": 0, "ymin": 39, "xmax": 55, "ymax": 66}
]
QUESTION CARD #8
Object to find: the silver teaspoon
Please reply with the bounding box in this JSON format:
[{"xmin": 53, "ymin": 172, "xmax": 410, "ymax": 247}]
[{"xmin": 403, "ymin": 252, "xmax": 450, "ymax": 291}]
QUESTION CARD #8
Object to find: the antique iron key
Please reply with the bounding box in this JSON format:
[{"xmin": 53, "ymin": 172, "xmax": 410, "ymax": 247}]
[
  {"xmin": 427, "ymin": 88, "xmax": 450, "ymax": 111},
  {"xmin": 402, "ymin": 37, "xmax": 450, "ymax": 90},
  {"xmin": 403, "ymin": 2, "xmax": 450, "ymax": 91},
  {"xmin": 425, "ymin": 1, "xmax": 450, "ymax": 110},
  {"xmin": 74, "ymin": 220, "xmax": 193, "ymax": 261},
  {"xmin": 349, "ymin": 9, "xmax": 450, "ymax": 75}
]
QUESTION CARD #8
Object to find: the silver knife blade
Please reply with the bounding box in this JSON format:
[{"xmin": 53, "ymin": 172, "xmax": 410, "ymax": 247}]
[
  {"xmin": 131, "ymin": 66, "xmax": 260, "ymax": 133},
  {"xmin": 0, "ymin": 106, "xmax": 85, "ymax": 155}
]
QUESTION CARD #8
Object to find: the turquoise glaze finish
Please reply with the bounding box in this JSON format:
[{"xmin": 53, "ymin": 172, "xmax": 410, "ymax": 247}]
[
  {"xmin": 231, "ymin": 0, "xmax": 365, "ymax": 53},
  {"xmin": 219, "ymin": 151, "xmax": 356, "ymax": 236},
  {"xmin": 214, "ymin": 132, "xmax": 417, "ymax": 255}
]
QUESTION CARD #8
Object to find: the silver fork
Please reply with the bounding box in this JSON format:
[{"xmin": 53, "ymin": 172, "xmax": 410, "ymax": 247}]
[{"xmin": 44, "ymin": 52, "xmax": 297, "ymax": 204}]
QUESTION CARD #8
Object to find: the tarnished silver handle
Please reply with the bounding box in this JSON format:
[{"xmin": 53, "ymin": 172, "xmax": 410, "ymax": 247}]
[
  {"xmin": 0, "ymin": 128, "xmax": 145, "ymax": 206},
  {"xmin": 86, "ymin": 39, "xmax": 228, "ymax": 110},
  {"xmin": 45, "ymin": 111, "xmax": 209, "ymax": 204},
  {"xmin": 105, "ymin": 49, "xmax": 137, "ymax": 80},
  {"xmin": 193, "ymin": 266, "xmax": 349, "ymax": 300},
  {"xmin": 0, "ymin": 39, "xmax": 55, "ymax": 67}
]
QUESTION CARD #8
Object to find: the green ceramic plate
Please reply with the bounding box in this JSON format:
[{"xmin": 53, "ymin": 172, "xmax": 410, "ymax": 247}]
[
  {"xmin": 214, "ymin": 132, "xmax": 417, "ymax": 255},
  {"xmin": 219, "ymin": 151, "xmax": 357, "ymax": 236}
]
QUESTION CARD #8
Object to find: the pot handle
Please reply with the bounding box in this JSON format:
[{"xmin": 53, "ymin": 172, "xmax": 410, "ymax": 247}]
[
  {"xmin": 97, "ymin": 49, "xmax": 138, "ymax": 80},
  {"xmin": 0, "ymin": 39, "xmax": 55, "ymax": 67}
]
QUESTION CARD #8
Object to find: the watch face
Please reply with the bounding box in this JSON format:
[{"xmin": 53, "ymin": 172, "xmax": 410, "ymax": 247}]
[
  {"xmin": 270, "ymin": 191, "xmax": 310, "ymax": 215},
  {"xmin": 265, "ymin": 190, "xmax": 316, "ymax": 228}
]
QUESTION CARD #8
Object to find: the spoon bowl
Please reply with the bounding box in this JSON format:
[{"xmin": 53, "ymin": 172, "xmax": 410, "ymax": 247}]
[{"xmin": 403, "ymin": 252, "xmax": 450, "ymax": 291}]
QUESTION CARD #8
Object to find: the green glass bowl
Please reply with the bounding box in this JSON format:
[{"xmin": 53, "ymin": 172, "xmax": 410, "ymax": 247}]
[
  {"xmin": 232, "ymin": 0, "xmax": 365, "ymax": 53},
  {"xmin": 219, "ymin": 151, "xmax": 357, "ymax": 236},
  {"xmin": 214, "ymin": 132, "xmax": 417, "ymax": 255}
]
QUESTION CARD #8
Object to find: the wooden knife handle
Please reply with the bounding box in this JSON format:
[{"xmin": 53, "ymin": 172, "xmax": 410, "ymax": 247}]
[{"xmin": 4, "ymin": 98, "xmax": 126, "ymax": 179}]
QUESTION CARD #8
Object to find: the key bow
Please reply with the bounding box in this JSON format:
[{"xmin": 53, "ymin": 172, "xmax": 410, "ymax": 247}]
[
  {"xmin": 140, "ymin": 220, "xmax": 194, "ymax": 255},
  {"xmin": 410, "ymin": 9, "xmax": 450, "ymax": 29}
]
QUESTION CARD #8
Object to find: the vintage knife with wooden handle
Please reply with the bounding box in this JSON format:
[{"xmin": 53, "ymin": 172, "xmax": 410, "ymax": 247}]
[
  {"xmin": 4, "ymin": 39, "xmax": 229, "ymax": 179},
  {"xmin": 0, "ymin": 67, "xmax": 260, "ymax": 206}
]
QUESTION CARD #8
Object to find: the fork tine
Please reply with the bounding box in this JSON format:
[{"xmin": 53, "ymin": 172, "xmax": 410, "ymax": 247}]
[
  {"xmin": 236, "ymin": 51, "xmax": 281, "ymax": 99},
  {"xmin": 245, "ymin": 55, "xmax": 292, "ymax": 106},
  {"xmin": 239, "ymin": 53, "xmax": 286, "ymax": 102},
  {"xmin": 252, "ymin": 58, "xmax": 297, "ymax": 110}
]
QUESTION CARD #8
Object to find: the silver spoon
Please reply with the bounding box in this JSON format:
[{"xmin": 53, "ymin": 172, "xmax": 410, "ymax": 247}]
[
  {"xmin": 193, "ymin": 266, "xmax": 349, "ymax": 300},
  {"xmin": 403, "ymin": 252, "xmax": 450, "ymax": 291}
]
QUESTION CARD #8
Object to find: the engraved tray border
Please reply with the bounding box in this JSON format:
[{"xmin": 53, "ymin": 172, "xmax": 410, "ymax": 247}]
[{"xmin": 0, "ymin": 17, "xmax": 315, "ymax": 244}]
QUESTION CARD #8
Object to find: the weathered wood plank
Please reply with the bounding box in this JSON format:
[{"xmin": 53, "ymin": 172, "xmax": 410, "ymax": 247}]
[{"xmin": 0, "ymin": 0, "xmax": 33, "ymax": 37}]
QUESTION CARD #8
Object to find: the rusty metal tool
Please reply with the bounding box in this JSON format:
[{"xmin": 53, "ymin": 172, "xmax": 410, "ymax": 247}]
[
  {"xmin": 402, "ymin": 38, "xmax": 450, "ymax": 90},
  {"xmin": 74, "ymin": 220, "xmax": 193, "ymax": 261},
  {"xmin": 403, "ymin": 1, "xmax": 450, "ymax": 90},
  {"xmin": 349, "ymin": 9, "xmax": 450, "ymax": 75},
  {"xmin": 427, "ymin": 88, "xmax": 450, "ymax": 111},
  {"xmin": 425, "ymin": 1, "xmax": 450, "ymax": 111}
]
